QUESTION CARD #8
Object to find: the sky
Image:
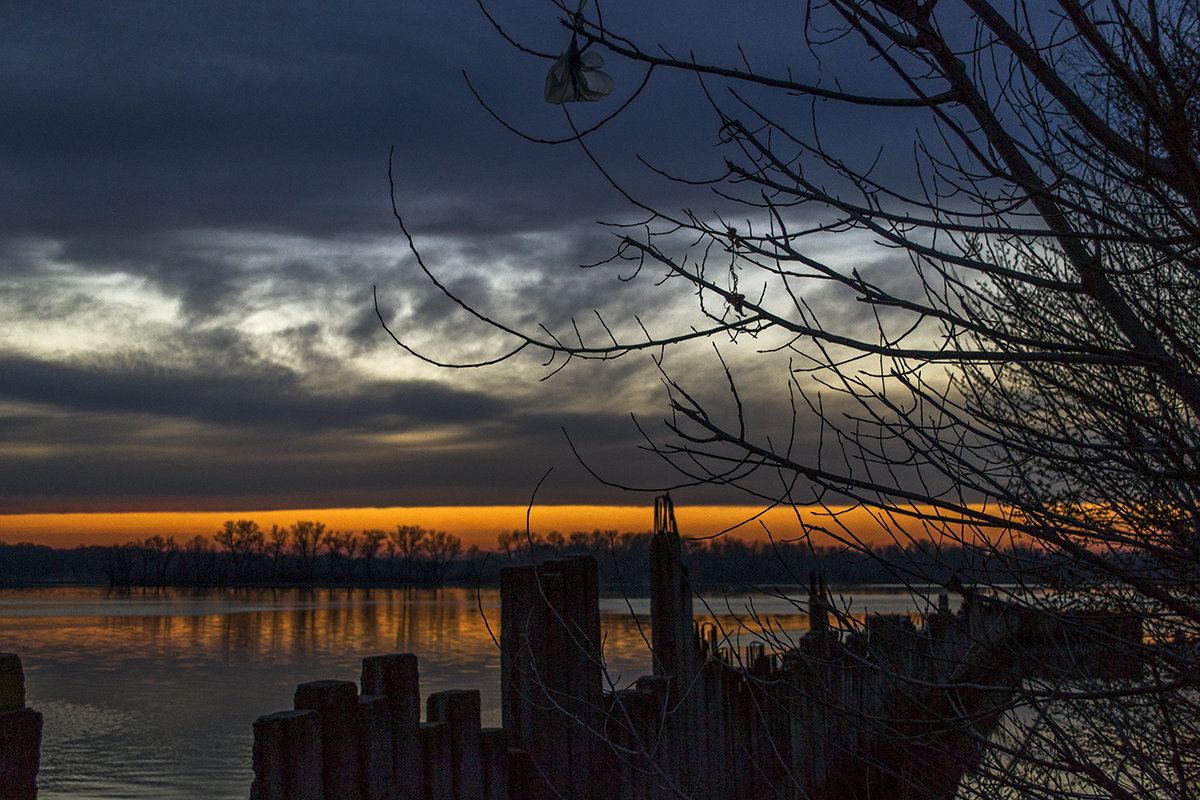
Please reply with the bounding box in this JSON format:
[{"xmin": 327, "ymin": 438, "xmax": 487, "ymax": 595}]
[{"xmin": 0, "ymin": 1, "xmax": 926, "ymax": 547}]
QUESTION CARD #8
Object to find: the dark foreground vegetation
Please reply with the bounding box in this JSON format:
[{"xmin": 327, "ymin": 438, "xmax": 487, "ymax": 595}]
[{"xmin": 2, "ymin": 519, "xmax": 1053, "ymax": 591}]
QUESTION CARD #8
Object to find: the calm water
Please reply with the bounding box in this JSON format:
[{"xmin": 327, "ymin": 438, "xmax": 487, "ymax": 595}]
[{"xmin": 0, "ymin": 584, "xmax": 932, "ymax": 799}]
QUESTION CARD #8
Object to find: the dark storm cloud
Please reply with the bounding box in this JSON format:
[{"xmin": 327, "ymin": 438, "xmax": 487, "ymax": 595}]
[
  {"xmin": 6, "ymin": 0, "xmax": 884, "ymax": 244},
  {"xmin": 0, "ymin": 353, "xmax": 507, "ymax": 433},
  {"xmin": 0, "ymin": 0, "xmax": 660, "ymax": 240},
  {"xmin": 0, "ymin": 0, "xmax": 931, "ymax": 513},
  {"xmin": 0, "ymin": 361, "xmax": 666, "ymax": 510},
  {"xmin": 0, "ymin": 0, "xmax": 907, "ymax": 250},
  {"xmin": 0, "ymin": 426, "xmax": 651, "ymax": 510}
]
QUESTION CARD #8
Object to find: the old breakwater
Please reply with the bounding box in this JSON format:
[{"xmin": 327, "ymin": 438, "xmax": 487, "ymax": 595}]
[{"xmin": 252, "ymin": 496, "xmax": 1142, "ymax": 800}]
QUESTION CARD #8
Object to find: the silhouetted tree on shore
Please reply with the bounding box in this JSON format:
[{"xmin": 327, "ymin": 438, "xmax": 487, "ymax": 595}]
[
  {"xmin": 389, "ymin": 525, "xmax": 429, "ymax": 583},
  {"xmin": 423, "ymin": 530, "xmax": 464, "ymax": 584},
  {"xmin": 289, "ymin": 520, "xmax": 324, "ymax": 583},
  {"xmin": 81, "ymin": 518, "xmax": 466, "ymax": 588},
  {"xmin": 361, "ymin": 529, "xmax": 387, "ymax": 582},
  {"xmin": 214, "ymin": 520, "xmax": 264, "ymax": 585}
]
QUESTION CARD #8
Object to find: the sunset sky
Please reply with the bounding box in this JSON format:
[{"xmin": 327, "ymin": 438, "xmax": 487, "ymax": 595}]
[{"xmin": 1, "ymin": 2, "xmax": 921, "ymax": 548}]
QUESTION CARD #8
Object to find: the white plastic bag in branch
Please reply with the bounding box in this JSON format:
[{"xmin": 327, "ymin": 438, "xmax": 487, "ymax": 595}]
[
  {"xmin": 543, "ymin": 0, "xmax": 614, "ymax": 104},
  {"xmin": 544, "ymin": 37, "xmax": 614, "ymax": 103}
]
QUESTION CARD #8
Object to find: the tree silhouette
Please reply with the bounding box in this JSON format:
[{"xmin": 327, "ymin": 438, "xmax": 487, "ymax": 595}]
[
  {"xmin": 288, "ymin": 520, "xmax": 325, "ymax": 583},
  {"xmin": 381, "ymin": 0, "xmax": 1200, "ymax": 795},
  {"xmin": 422, "ymin": 530, "xmax": 463, "ymax": 585},
  {"xmin": 389, "ymin": 525, "xmax": 429, "ymax": 583},
  {"xmin": 361, "ymin": 529, "xmax": 387, "ymax": 582},
  {"xmin": 266, "ymin": 524, "xmax": 289, "ymax": 581},
  {"xmin": 213, "ymin": 520, "xmax": 263, "ymax": 585}
]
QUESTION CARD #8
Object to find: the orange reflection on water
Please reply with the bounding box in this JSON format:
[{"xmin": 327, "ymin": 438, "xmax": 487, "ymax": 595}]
[
  {"xmin": 0, "ymin": 586, "xmax": 820, "ymax": 703},
  {"xmin": 0, "ymin": 584, "xmax": 931, "ymax": 800},
  {"xmin": 0, "ymin": 584, "xmax": 942, "ymax": 673},
  {"xmin": 2, "ymin": 587, "xmax": 498, "ymax": 673}
]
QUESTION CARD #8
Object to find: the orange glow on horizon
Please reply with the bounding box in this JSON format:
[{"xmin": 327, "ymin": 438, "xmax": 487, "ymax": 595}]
[{"xmin": 0, "ymin": 503, "xmax": 926, "ymax": 551}]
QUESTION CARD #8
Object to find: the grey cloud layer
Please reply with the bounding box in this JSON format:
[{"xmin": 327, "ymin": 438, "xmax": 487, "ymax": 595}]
[
  {"xmin": 0, "ymin": 0, "xmax": 916, "ymax": 512},
  {"xmin": 0, "ymin": 354, "xmax": 508, "ymax": 432},
  {"xmin": 1, "ymin": 1, "xmax": 649, "ymax": 239}
]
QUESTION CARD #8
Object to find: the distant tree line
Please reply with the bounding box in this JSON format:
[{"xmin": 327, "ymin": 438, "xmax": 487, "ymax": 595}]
[
  {"xmin": 0, "ymin": 542, "xmax": 112, "ymax": 586},
  {"xmin": 1, "ymin": 522, "xmax": 1055, "ymax": 590},
  {"xmin": 99, "ymin": 521, "xmax": 470, "ymax": 587}
]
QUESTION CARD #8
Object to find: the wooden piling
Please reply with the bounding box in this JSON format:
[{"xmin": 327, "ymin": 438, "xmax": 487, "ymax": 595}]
[
  {"xmin": 649, "ymin": 496, "xmax": 697, "ymax": 797},
  {"xmin": 0, "ymin": 654, "xmax": 25, "ymax": 712},
  {"xmin": 650, "ymin": 496, "xmax": 694, "ymax": 683},
  {"xmin": 0, "ymin": 654, "xmax": 40, "ymax": 800},
  {"xmin": 361, "ymin": 653, "xmax": 422, "ymax": 800},
  {"xmin": 357, "ymin": 694, "xmax": 394, "ymax": 800},
  {"xmin": 531, "ymin": 562, "xmax": 571, "ymax": 798},
  {"xmin": 427, "ymin": 689, "xmax": 483, "ymax": 800},
  {"xmin": 602, "ymin": 691, "xmax": 635, "ymax": 800},
  {"xmin": 559, "ymin": 556, "xmax": 603, "ymax": 799},
  {"xmin": 500, "ymin": 556, "xmax": 602, "ymax": 800},
  {"xmin": 506, "ymin": 748, "xmax": 536, "ymax": 800},
  {"xmin": 419, "ymin": 721, "xmax": 453, "ymax": 800},
  {"xmin": 295, "ymin": 680, "xmax": 361, "ymax": 800},
  {"xmin": 251, "ymin": 709, "xmax": 323, "ymax": 800},
  {"xmin": 500, "ymin": 563, "xmax": 535, "ymax": 750},
  {"xmin": 621, "ymin": 686, "xmax": 658, "ymax": 800},
  {"xmin": 480, "ymin": 728, "xmax": 508, "ymax": 800}
]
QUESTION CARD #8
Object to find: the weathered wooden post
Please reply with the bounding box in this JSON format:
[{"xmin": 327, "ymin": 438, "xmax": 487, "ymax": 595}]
[
  {"xmin": 419, "ymin": 720, "xmax": 452, "ymax": 800},
  {"xmin": 650, "ymin": 496, "xmax": 694, "ymax": 682},
  {"xmin": 506, "ymin": 748, "xmax": 538, "ymax": 800},
  {"xmin": 560, "ymin": 556, "xmax": 604, "ymax": 797},
  {"xmin": 604, "ymin": 685, "xmax": 656, "ymax": 800},
  {"xmin": 295, "ymin": 680, "xmax": 362, "ymax": 800},
  {"xmin": 427, "ymin": 690, "xmax": 483, "ymax": 800},
  {"xmin": 479, "ymin": 727, "xmax": 508, "ymax": 800},
  {"xmin": 0, "ymin": 654, "xmax": 41, "ymax": 800},
  {"xmin": 251, "ymin": 709, "xmax": 323, "ymax": 800},
  {"xmin": 0, "ymin": 656, "xmax": 24, "ymax": 713},
  {"xmin": 790, "ymin": 570, "xmax": 838, "ymax": 800},
  {"xmin": 867, "ymin": 614, "xmax": 919, "ymax": 675},
  {"xmin": 649, "ymin": 495, "xmax": 698, "ymax": 796},
  {"xmin": 500, "ymin": 561, "xmax": 556, "ymax": 799},
  {"xmin": 356, "ymin": 694, "xmax": 394, "ymax": 800},
  {"xmin": 361, "ymin": 653, "xmax": 422, "ymax": 799},
  {"xmin": 500, "ymin": 556, "xmax": 602, "ymax": 800}
]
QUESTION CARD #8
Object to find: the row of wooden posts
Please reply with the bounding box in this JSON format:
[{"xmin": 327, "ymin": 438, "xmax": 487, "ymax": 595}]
[
  {"xmin": 251, "ymin": 556, "xmax": 613, "ymax": 800},
  {"xmin": 249, "ymin": 498, "xmax": 975, "ymax": 800},
  {"xmin": 252, "ymin": 496, "xmax": 1145, "ymax": 800},
  {"xmin": 253, "ymin": 653, "xmax": 508, "ymax": 800}
]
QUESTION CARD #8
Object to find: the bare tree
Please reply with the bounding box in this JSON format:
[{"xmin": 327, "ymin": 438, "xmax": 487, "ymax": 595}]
[
  {"xmin": 360, "ymin": 528, "xmax": 387, "ymax": 583},
  {"xmin": 288, "ymin": 520, "xmax": 324, "ymax": 584},
  {"xmin": 422, "ymin": 530, "xmax": 463, "ymax": 585},
  {"xmin": 389, "ymin": 524, "xmax": 430, "ymax": 583},
  {"xmin": 214, "ymin": 519, "xmax": 264, "ymax": 585},
  {"xmin": 382, "ymin": 0, "xmax": 1200, "ymax": 796},
  {"xmin": 142, "ymin": 535, "xmax": 178, "ymax": 587},
  {"xmin": 266, "ymin": 524, "xmax": 290, "ymax": 581},
  {"xmin": 104, "ymin": 542, "xmax": 137, "ymax": 587},
  {"xmin": 183, "ymin": 535, "xmax": 215, "ymax": 585},
  {"xmin": 322, "ymin": 529, "xmax": 360, "ymax": 583}
]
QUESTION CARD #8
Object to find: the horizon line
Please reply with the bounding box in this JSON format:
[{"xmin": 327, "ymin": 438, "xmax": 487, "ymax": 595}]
[{"xmin": 0, "ymin": 503, "xmax": 902, "ymax": 550}]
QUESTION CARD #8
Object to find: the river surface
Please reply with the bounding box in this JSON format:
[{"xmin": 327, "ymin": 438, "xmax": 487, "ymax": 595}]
[{"xmin": 0, "ymin": 584, "xmax": 934, "ymax": 799}]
